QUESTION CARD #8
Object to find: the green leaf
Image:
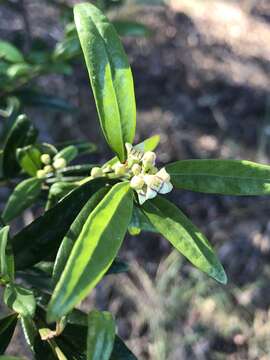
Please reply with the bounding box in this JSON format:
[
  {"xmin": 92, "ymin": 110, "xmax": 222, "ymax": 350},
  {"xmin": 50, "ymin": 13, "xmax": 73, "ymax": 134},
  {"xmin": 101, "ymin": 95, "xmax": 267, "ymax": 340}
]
[
  {"xmin": 4, "ymin": 284, "xmax": 36, "ymax": 318},
  {"xmin": 128, "ymin": 205, "xmax": 157, "ymax": 235},
  {"xmin": 0, "ymin": 313, "xmax": 18, "ymax": 354},
  {"xmin": 0, "ymin": 226, "xmax": 14, "ymax": 282},
  {"xmin": 46, "ymin": 182, "xmax": 77, "ymax": 210},
  {"xmin": 142, "ymin": 196, "xmax": 227, "ymax": 284},
  {"xmin": 52, "ymin": 186, "xmax": 110, "ymax": 285},
  {"xmin": 2, "ymin": 178, "xmax": 42, "ymax": 223},
  {"xmin": 66, "ymin": 309, "xmax": 137, "ymax": 360},
  {"xmin": 12, "ymin": 178, "xmax": 109, "ymax": 270},
  {"xmin": 87, "ymin": 310, "xmax": 115, "ymax": 360},
  {"xmin": 54, "ymin": 145, "xmax": 78, "ymax": 164},
  {"xmin": 110, "ymin": 336, "xmax": 137, "ymax": 360},
  {"xmin": 57, "ymin": 140, "xmax": 97, "ymax": 156},
  {"xmin": 3, "ymin": 114, "xmax": 38, "ymax": 177},
  {"xmin": 15, "ymin": 89, "xmax": 76, "ymax": 113},
  {"xmin": 0, "ymin": 40, "xmax": 24, "ymax": 63},
  {"xmin": 103, "ymin": 135, "xmax": 160, "ymax": 169},
  {"xmin": 106, "ymin": 258, "xmax": 129, "ymax": 275},
  {"xmin": 0, "ymin": 356, "xmax": 25, "ymax": 360},
  {"xmin": 74, "ymin": 3, "xmax": 136, "ymax": 161},
  {"xmin": 166, "ymin": 159, "xmax": 270, "ymax": 195},
  {"xmin": 48, "ymin": 182, "xmax": 133, "ymax": 322},
  {"xmin": 7, "ymin": 63, "xmax": 31, "ymax": 79},
  {"xmin": 113, "ymin": 20, "xmax": 152, "ymax": 37},
  {"xmin": 20, "ymin": 316, "xmax": 57, "ymax": 359},
  {"xmin": 16, "ymin": 145, "xmax": 42, "ymax": 176}
]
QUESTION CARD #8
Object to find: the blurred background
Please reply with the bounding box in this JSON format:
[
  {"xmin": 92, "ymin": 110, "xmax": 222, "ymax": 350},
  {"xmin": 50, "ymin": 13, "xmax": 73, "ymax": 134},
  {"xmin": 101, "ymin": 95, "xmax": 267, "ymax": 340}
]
[{"xmin": 1, "ymin": 0, "xmax": 270, "ymax": 359}]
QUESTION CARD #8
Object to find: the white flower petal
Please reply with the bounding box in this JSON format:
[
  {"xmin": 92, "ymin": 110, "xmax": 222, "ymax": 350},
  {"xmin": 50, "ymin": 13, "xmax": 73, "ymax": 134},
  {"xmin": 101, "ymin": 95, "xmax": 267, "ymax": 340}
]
[
  {"xmin": 137, "ymin": 190, "xmax": 147, "ymax": 205},
  {"xmin": 146, "ymin": 187, "xmax": 157, "ymax": 200},
  {"xmin": 158, "ymin": 181, "xmax": 173, "ymax": 194},
  {"xmin": 156, "ymin": 167, "xmax": 170, "ymax": 182}
]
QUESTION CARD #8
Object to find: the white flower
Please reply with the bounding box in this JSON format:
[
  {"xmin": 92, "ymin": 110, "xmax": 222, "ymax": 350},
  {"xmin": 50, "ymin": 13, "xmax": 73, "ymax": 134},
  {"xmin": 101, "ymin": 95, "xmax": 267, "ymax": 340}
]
[{"xmin": 136, "ymin": 168, "xmax": 173, "ymax": 204}]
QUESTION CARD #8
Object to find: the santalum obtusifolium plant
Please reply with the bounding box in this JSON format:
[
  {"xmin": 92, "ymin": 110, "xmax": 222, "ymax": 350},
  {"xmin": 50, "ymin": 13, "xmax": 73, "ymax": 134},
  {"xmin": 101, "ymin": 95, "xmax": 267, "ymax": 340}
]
[{"xmin": 2, "ymin": 3, "xmax": 270, "ymax": 359}]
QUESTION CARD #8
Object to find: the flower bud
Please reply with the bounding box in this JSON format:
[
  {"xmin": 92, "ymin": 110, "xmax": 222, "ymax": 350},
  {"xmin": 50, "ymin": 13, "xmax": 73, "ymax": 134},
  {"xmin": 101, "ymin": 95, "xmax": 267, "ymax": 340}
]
[
  {"xmin": 103, "ymin": 165, "xmax": 112, "ymax": 173},
  {"xmin": 130, "ymin": 175, "xmax": 144, "ymax": 190},
  {"xmin": 53, "ymin": 158, "xmax": 67, "ymax": 170},
  {"xmin": 40, "ymin": 153, "xmax": 51, "ymax": 165},
  {"xmin": 36, "ymin": 169, "xmax": 46, "ymax": 178},
  {"xmin": 43, "ymin": 165, "xmax": 54, "ymax": 174},
  {"xmin": 91, "ymin": 167, "xmax": 104, "ymax": 178},
  {"xmin": 142, "ymin": 151, "xmax": 156, "ymax": 166},
  {"xmin": 113, "ymin": 163, "xmax": 127, "ymax": 176},
  {"xmin": 131, "ymin": 164, "xmax": 141, "ymax": 176}
]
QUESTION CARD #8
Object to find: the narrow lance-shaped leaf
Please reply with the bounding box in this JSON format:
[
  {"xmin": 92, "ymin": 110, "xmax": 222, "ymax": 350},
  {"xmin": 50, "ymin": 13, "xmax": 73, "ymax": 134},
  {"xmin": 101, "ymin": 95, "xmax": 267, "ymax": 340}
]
[
  {"xmin": 166, "ymin": 159, "xmax": 270, "ymax": 195},
  {"xmin": 12, "ymin": 178, "xmax": 109, "ymax": 270},
  {"xmin": 47, "ymin": 182, "xmax": 133, "ymax": 322},
  {"xmin": 52, "ymin": 186, "xmax": 111, "ymax": 285},
  {"xmin": 0, "ymin": 40, "xmax": 24, "ymax": 63},
  {"xmin": 142, "ymin": 196, "xmax": 227, "ymax": 284},
  {"xmin": 2, "ymin": 178, "xmax": 42, "ymax": 223},
  {"xmin": 3, "ymin": 114, "xmax": 38, "ymax": 177},
  {"xmin": 16, "ymin": 145, "xmax": 42, "ymax": 176},
  {"xmin": 65, "ymin": 308, "xmax": 137, "ymax": 360},
  {"xmin": 87, "ymin": 310, "xmax": 115, "ymax": 360},
  {"xmin": 54, "ymin": 145, "xmax": 78, "ymax": 164},
  {"xmin": 0, "ymin": 313, "xmax": 18, "ymax": 354},
  {"xmin": 74, "ymin": 3, "xmax": 136, "ymax": 161},
  {"xmin": 0, "ymin": 226, "xmax": 14, "ymax": 282}
]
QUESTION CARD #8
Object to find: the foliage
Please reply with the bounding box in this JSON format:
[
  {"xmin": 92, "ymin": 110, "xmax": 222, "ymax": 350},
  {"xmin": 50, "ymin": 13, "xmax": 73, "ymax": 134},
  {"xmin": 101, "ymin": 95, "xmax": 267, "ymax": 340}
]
[{"xmin": 1, "ymin": 2, "xmax": 270, "ymax": 359}]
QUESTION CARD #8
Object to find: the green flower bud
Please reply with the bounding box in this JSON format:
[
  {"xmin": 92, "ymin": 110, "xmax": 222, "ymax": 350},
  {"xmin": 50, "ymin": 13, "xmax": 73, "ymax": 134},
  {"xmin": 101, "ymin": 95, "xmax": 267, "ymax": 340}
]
[
  {"xmin": 91, "ymin": 167, "xmax": 104, "ymax": 178},
  {"xmin": 53, "ymin": 158, "xmax": 67, "ymax": 170},
  {"xmin": 131, "ymin": 164, "xmax": 141, "ymax": 176},
  {"xmin": 130, "ymin": 175, "xmax": 144, "ymax": 190},
  {"xmin": 41, "ymin": 153, "xmax": 51, "ymax": 165},
  {"xmin": 142, "ymin": 151, "xmax": 156, "ymax": 166},
  {"xmin": 36, "ymin": 169, "xmax": 46, "ymax": 178},
  {"xmin": 43, "ymin": 165, "xmax": 54, "ymax": 174},
  {"xmin": 113, "ymin": 163, "xmax": 127, "ymax": 176}
]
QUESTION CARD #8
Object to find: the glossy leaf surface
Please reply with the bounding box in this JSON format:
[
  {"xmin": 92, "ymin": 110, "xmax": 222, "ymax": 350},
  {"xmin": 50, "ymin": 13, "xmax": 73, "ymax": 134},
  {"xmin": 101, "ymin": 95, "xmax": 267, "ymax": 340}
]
[
  {"xmin": 16, "ymin": 145, "xmax": 42, "ymax": 176},
  {"xmin": 0, "ymin": 313, "xmax": 18, "ymax": 354},
  {"xmin": 87, "ymin": 310, "xmax": 115, "ymax": 360},
  {"xmin": 12, "ymin": 179, "xmax": 109, "ymax": 270},
  {"xmin": 142, "ymin": 196, "xmax": 227, "ymax": 284},
  {"xmin": 48, "ymin": 182, "xmax": 133, "ymax": 322},
  {"xmin": 3, "ymin": 114, "xmax": 38, "ymax": 177},
  {"xmin": 0, "ymin": 226, "xmax": 14, "ymax": 281},
  {"xmin": 2, "ymin": 178, "xmax": 42, "ymax": 223},
  {"xmin": 74, "ymin": 3, "xmax": 136, "ymax": 161},
  {"xmin": 0, "ymin": 40, "xmax": 24, "ymax": 63},
  {"xmin": 52, "ymin": 186, "xmax": 110, "ymax": 285},
  {"xmin": 4, "ymin": 284, "xmax": 36, "ymax": 318},
  {"xmin": 166, "ymin": 159, "xmax": 270, "ymax": 195}
]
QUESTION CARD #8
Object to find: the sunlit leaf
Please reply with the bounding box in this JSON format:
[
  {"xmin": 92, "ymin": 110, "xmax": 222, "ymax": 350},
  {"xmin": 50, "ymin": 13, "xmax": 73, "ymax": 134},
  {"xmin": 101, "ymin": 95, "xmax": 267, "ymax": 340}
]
[
  {"xmin": 142, "ymin": 196, "xmax": 227, "ymax": 284},
  {"xmin": 166, "ymin": 159, "xmax": 270, "ymax": 195},
  {"xmin": 48, "ymin": 182, "xmax": 133, "ymax": 322},
  {"xmin": 74, "ymin": 3, "xmax": 136, "ymax": 161}
]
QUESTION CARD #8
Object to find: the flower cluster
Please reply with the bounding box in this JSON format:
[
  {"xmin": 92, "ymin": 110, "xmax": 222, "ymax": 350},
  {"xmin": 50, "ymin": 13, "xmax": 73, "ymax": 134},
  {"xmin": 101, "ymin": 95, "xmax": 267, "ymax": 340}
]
[
  {"xmin": 36, "ymin": 154, "xmax": 67, "ymax": 179},
  {"xmin": 90, "ymin": 143, "xmax": 173, "ymax": 204}
]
